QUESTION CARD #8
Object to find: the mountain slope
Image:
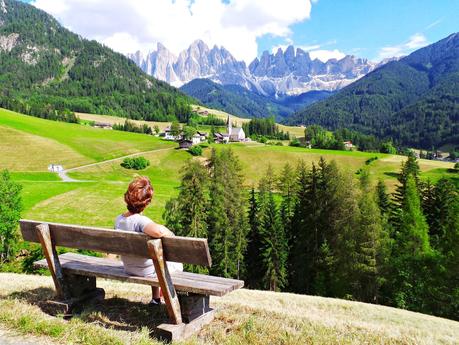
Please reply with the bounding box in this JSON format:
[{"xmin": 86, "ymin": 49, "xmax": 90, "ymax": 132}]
[
  {"xmin": 291, "ymin": 33, "xmax": 459, "ymax": 148},
  {"xmin": 180, "ymin": 78, "xmax": 292, "ymax": 118},
  {"xmin": 0, "ymin": 0, "xmax": 192, "ymax": 122},
  {"xmin": 180, "ymin": 78, "xmax": 332, "ymax": 119}
]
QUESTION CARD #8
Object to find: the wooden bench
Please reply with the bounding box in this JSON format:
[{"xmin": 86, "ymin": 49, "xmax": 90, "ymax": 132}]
[{"xmin": 19, "ymin": 219, "xmax": 244, "ymax": 341}]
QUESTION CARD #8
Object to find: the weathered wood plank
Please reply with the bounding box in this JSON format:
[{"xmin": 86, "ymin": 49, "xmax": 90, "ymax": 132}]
[
  {"xmin": 35, "ymin": 223, "xmax": 70, "ymax": 300},
  {"xmin": 20, "ymin": 219, "xmax": 211, "ymax": 266},
  {"xmin": 155, "ymin": 309, "xmax": 215, "ymax": 341},
  {"xmin": 148, "ymin": 239, "xmax": 182, "ymax": 324},
  {"xmin": 34, "ymin": 253, "xmax": 240, "ymax": 296},
  {"xmin": 175, "ymin": 271, "xmax": 244, "ymax": 289}
]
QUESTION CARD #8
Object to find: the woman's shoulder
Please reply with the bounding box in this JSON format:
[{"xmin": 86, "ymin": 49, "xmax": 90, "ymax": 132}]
[{"xmin": 136, "ymin": 214, "xmax": 154, "ymax": 225}]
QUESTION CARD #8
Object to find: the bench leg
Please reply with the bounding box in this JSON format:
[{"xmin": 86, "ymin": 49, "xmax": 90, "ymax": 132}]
[
  {"xmin": 154, "ymin": 309, "xmax": 215, "ymax": 342},
  {"xmin": 178, "ymin": 293, "xmax": 211, "ymax": 323},
  {"xmin": 45, "ymin": 274, "xmax": 105, "ymax": 317},
  {"xmin": 147, "ymin": 239, "xmax": 182, "ymax": 325}
]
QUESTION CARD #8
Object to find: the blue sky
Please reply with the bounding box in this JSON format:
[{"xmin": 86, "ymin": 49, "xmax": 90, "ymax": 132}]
[
  {"xmin": 258, "ymin": 0, "xmax": 459, "ymax": 61},
  {"xmin": 24, "ymin": 0, "xmax": 458, "ymax": 62}
]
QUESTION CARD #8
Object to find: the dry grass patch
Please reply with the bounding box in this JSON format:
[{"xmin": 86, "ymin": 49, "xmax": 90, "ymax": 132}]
[
  {"xmin": 0, "ymin": 126, "xmax": 90, "ymax": 171},
  {"xmin": 77, "ymin": 113, "xmax": 172, "ymax": 132},
  {"xmin": 0, "ymin": 273, "xmax": 457, "ymax": 345}
]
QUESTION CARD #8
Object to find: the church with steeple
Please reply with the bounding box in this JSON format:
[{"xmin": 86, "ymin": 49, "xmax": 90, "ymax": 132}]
[{"xmin": 226, "ymin": 116, "xmax": 246, "ymax": 142}]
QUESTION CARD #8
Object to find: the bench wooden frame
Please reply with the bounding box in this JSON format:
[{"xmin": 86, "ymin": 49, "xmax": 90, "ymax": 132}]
[{"xmin": 20, "ymin": 219, "xmax": 244, "ymax": 341}]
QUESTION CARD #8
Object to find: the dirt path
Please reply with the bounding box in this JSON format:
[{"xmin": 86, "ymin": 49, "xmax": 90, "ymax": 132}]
[{"xmin": 58, "ymin": 147, "xmax": 174, "ymax": 182}]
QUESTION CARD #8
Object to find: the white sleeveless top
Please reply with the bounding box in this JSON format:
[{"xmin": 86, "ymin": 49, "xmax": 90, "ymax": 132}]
[{"xmin": 114, "ymin": 214, "xmax": 183, "ymax": 277}]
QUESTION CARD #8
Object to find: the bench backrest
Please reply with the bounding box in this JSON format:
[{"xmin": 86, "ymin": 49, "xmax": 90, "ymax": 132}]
[{"xmin": 20, "ymin": 219, "xmax": 212, "ymax": 267}]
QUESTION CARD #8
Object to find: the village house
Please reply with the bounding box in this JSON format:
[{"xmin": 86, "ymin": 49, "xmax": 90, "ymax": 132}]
[
  {"xmin": 93, "ymin": 122, "xmax": 112, "ymax": 129},
  {"xmin": 48, "ymin": 164, "xmax": 63, "ymax": 173},
  {"xmin": 214, "ymin": 132, "xmax": 230, "ymax": 144},
  {"xmin": 196, "ymin": 131, "xmax": 208, "ymax": 142},
  {"xmin": 343, "ymin": 141, "xmax": 354, "ymax": 150},
  {"xmin": 191, "ymin": 133, "xmax": 202, "ymax": 145},
  {"xmin": 179, "ymin": 139, "xmax": 193, "ymax": 149},
  {"xmin": 163, "ymin": 126, "xmax": 181, "ymax": 141}
]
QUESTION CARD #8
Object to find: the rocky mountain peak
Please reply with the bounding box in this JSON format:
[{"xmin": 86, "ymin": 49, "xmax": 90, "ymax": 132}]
[{"xmin": 129, "ymin": 40, "xmax": 384, "ymax": 96}]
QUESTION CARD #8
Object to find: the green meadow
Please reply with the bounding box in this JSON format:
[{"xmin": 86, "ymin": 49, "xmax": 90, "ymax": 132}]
[{"xmin": 0, "ymin": 107, "xmax": 456, "ymax": 229}]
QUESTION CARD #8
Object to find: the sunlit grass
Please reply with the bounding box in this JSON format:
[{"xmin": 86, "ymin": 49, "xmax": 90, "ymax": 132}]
[
  {"xmin": 0, "ymin": 108, "xmax": 175, "ymax": 165},
  {"xmin": 0, "ymin": 273, "xmax": 458, "ymax": 345}
]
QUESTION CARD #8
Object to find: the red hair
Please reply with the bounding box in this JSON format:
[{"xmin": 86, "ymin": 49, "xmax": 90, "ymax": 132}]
[{"xmin": 124, "ymin": 176, "xmax": 154, "ymax": 214}]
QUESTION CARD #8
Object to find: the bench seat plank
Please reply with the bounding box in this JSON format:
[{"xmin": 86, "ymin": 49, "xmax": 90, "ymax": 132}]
[{"xmin": 34, "ymin": 253, "xmax": 243, "ymax": 297}]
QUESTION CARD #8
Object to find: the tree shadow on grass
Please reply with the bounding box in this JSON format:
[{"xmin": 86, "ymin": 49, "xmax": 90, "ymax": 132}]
[
  {"xmin": 8, "ymin": 288, "xmax": 169, "ymax": 333},
  {"xmin": 383, "ymin": 172, "xmax": 399, "ymax": 179}
]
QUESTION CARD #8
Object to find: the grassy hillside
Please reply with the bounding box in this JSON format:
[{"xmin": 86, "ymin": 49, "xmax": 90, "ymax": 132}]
[
  {"xmin": 0, "ymin": 273, "xmax": 458, "ymax": 345},
  {"xmin": 0, "ymin": 108, "xmax": 175, "ymax": 168},
  {"xmin": 0, "ymin": 107, "xmax": 455, "ymax": 228}
]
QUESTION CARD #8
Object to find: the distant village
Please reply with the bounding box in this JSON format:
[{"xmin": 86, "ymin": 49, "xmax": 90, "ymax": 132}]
[
  {"xmin": 161, "ymin": 116, "xmax": 248, "ymax": 149},
  {"xmin": 88, "ymin": 117, "xmax": 458, "ymax": 162}
]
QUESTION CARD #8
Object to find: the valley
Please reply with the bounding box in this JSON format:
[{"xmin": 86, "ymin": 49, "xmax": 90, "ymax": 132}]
[
  {"xmin": 0, "ymin": 1, "xmax": 458, "ymax": 341},
  {"xmin": 1, "ymin": 107, "xmax": 454, "ymax": 229}
]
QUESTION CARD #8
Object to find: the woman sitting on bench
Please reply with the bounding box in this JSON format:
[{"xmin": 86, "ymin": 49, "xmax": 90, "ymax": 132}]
[{"xmin": 115, "ymin": 176, "xmax": 183, "ymax": 305}]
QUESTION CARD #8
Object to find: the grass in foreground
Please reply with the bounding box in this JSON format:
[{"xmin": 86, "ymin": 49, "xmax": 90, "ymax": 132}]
[{"xmin": 0, "ymin": 273, "xmax": 457, "ymax": 345}]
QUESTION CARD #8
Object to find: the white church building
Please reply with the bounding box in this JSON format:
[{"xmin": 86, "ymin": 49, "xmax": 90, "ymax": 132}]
[{"xmin": 227, "ymin": 116, "xmax": 246, "ymax": 142}]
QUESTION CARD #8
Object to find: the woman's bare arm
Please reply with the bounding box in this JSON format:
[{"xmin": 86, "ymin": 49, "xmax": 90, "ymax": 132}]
[{"xmin": 143, "ymin": 222, "xmax": 175, "ymax": 238}]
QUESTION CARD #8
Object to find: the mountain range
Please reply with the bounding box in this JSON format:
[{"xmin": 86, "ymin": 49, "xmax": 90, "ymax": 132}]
[
  {"xmin": 0, "ymin": 0, "xmax": 192, "ymax": 122},
  {"xmin": 290, "ymin": 32, "xmax": 459, "ymax": 149},
  {"xmin": 129, "ymin": 40, "xmax": 388, "ymax": 97}
]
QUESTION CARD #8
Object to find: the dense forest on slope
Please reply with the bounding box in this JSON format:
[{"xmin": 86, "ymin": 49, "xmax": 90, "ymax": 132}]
[
  {"xmin": 164, "ymin": 150, "xmax": 459, "ymax": 320},
  {"xmin": 180, "ymin": 78, "xmax": 332, "ymax": 119},
  {"xmin": 290, "ymin": 33, "xmax": 459, "ymax": 149},
  {"xmin": 0, "ymin": 0, "xmax": 192, "ymax": 122}
]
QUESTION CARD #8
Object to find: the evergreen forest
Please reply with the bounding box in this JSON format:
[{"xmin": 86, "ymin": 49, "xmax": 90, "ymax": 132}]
[{"xmin": 164, "ymin": 149, "xmax": 459, "ymax": 321}]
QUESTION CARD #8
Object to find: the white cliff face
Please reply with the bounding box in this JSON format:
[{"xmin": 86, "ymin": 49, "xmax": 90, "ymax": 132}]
[
  {"xmin": 128, "ymin": 43, "xmax": 178, "ymax": 83},
  {"xmin": 129, "ymin": 42, "xmax": 387, "ymax": 96},
  {"xmin": 1, "ymin": 0, "xmax": 7, "ymax": 14},
  {"xmin": 0, "ymin": 33, "xmax": 19, "ymax": 52},
  {"xmin": 130, "ymin": 40, "xmax": 251, "ymax": 88}
]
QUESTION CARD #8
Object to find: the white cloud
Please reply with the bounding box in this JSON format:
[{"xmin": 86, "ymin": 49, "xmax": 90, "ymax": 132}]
[
  {"xmin": 377, "ymin": 33, "xmax": 428, "ymax": 60},
  {"xmin": 309, "ymin": 49, "xmax": 345, "ymax": 62},
  {"xmin": 31, "ymin": 0, "xmax": 313, "ymax": 63}
]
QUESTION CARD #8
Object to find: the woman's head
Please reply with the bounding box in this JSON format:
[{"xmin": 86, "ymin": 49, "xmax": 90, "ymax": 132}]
[{"xmin": 124, "ymin": 176, "xmax": 154, "ymax": 214}]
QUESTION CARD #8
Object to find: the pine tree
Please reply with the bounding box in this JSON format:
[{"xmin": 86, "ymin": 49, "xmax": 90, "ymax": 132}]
[
  {"xmin": 163, "ymin": 160, "xmax": 209, "ymax": 273},
  {"xmin": 397, "ymin": 176, "xmax": 431, "ymax": 256},
  {"xmin": 318, "ymin": 159, "xmax": 361, "ymax": 298},
  {"xmin": 391, "ymin": 175, "xmax": 432, "ymax": 310},
  {"xmin": 277, "ymin": 163, "xmax": 297, "ymax": 245},
  {"xmin": 422, "ymin": 178, "xmax": 459, "ymax": 320},
  {"xmin": 289, "ymin": 161, "xmax": 315, "ymax": 293},
  {"xmin": 207, "ymin": 148, "xmax": 248, "ymax": 278},
  {"xmin": 393, "ymin": 154, "xmax": 421, "ymax": 209},
  {"xmin": 420, "ymin": 179, "xmax": 436, "ymax": 237},
  {"xmin": 259, "ymin": 191, "xmax": 288, "ymax": 291},
  {"xmin": 391, "ymin": 154, "xmax": 421, "ymax": 228},
  {"xmin": 245, "ymin": 187, "xmax": 263, "ymax": 288},
  {"xmin": 0, "ymin": 170, "xmax": 22, "ymax": 264},
  {"xmin": 351, "ymin": 169, "xmax": 384, "ymax": 302},
  {"xmin": 376, "ymin": 179, "xmax": 391, "ymax": 217}
]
